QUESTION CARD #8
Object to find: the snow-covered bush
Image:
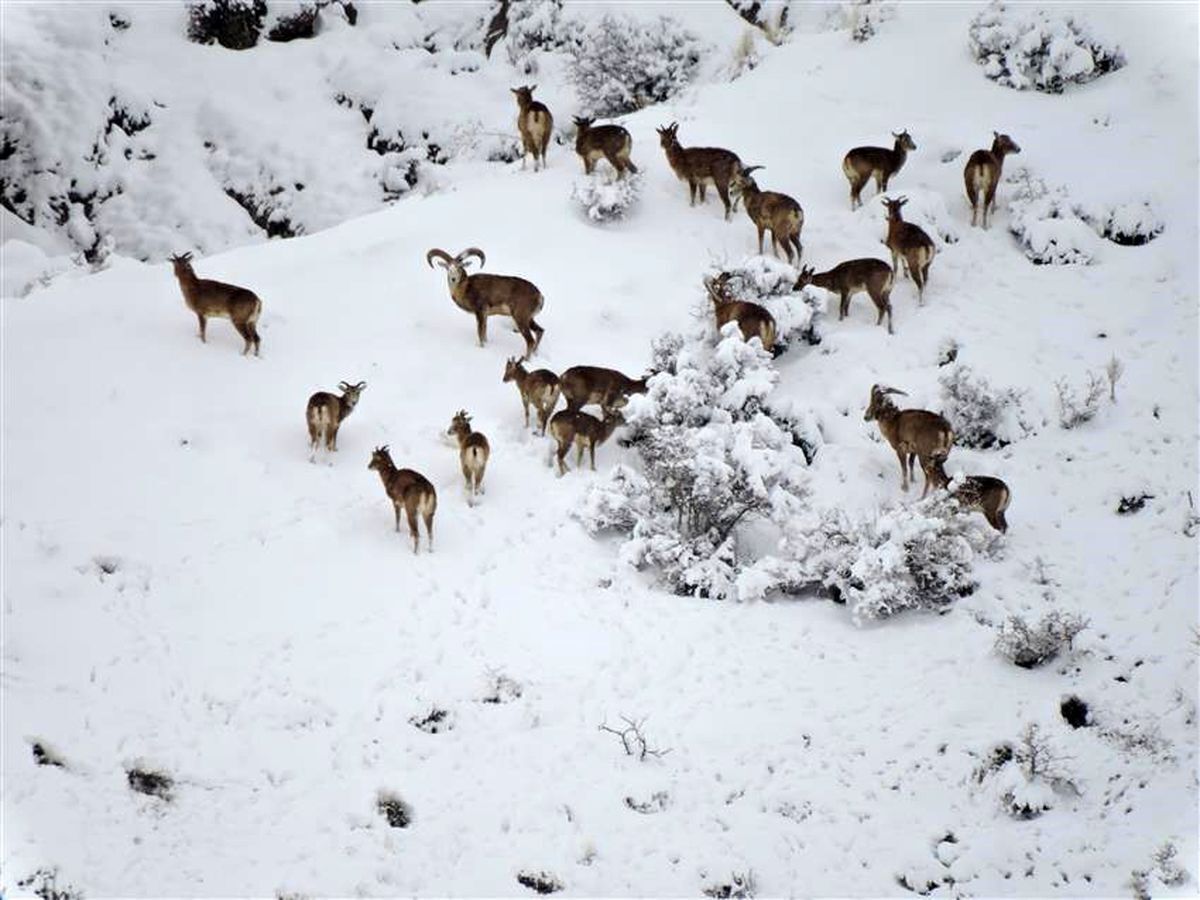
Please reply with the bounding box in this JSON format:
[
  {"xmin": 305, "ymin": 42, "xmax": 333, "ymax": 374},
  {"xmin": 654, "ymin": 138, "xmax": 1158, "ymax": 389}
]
[
  {"xmin": 779, "ymin": 495, "xmax": 1002, "ymax": 623},
  {"xmin": 576, "ymin": 329, "xmax": 810, "ymax": 600},
  {"xmin": 704, "ymin": 256, "xmax": 826, "ymax": 351},
  {"xmin": 824, "ymin": 0, "xmax": 895, "ymax": 43},
  {"xmin": 994, "ymin": 610, "xmax": 1089, "ymax": 668},
  {"xmin": 1007, "ymin": 168, "xmax": 1101, "ymax": 265},
  {"xmin": 1084, "ymin": 200, "xmax": 1165, "ymax": 246},
  {"xmin": 187, "ymin": 0, "xmax": 268, "ymax": 49},
  {"xmin": 938, "ymin": 364, "xmax": 1029, "ymax": 449},
  {"xmin": 571, "ymin": 172, "xmax": 643, "ymax": 224},
  {"xmin": 968, "ymin": 2, "xmax": 1125, "ymax": 93},
  {"xmin": 973, "ymin": 723, "xmax": 1079, "ymax": 819},
  {"xmin": 568, "ymin": 14, "xmax": 703, "ymax": 117}
]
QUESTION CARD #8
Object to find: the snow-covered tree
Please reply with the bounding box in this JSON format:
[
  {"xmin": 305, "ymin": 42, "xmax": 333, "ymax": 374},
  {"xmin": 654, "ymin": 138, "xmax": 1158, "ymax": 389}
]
[
  {"xmin": 576, "ymin": 327, "xmax": 810, "ymax": 600},
  {"xmin": 969, "ymin": 1, "xmax": 1125, "ymax": 93}
]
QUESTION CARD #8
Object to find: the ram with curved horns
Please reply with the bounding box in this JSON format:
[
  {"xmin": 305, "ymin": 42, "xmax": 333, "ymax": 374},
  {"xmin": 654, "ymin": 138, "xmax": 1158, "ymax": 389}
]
[{"xmin": 425, "ymin": 247, "xmax": 545, "ymax": 359}]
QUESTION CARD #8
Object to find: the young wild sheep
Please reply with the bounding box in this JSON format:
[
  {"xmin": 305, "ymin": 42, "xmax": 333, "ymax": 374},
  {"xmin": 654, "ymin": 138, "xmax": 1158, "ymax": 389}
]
[
  {"xmin": 843, "ymin": 130, "xmax": 916, "ymax": 210},
  {"xmin": 573, "ymin": 117, "xmax": 637, "ymax": 178},
  {"xmin": 730, "ymin": 165, "xmax": 804, "ymax": 264},
  {"xmin": 548, "ymin": 409, "xmax": 624, "ymax": 476},
  {"xmin": 882, "ymin": 197, "xmax": 935, "ymax": 304},
  {"xmin": 921, "ymin": 456, "xmax": 1011, "ymax": 532},
  {"xmin": 796, "ymin": 261, "xmax": 895, "ymax": 334},
  {"xmin": 170, "ymin": 252, "xmax": 263, "ymax": 356},
  {"xmin": 503, "ymin": 357, "xmax": 561, "ymax": 435},
  {"xmin": 656, "ymin": 122, "xmax": 743, "ymax": 221},
  {"xmin": 512, "ymin": 84, "xmax": 553, "ymax": 171},
  {"xmin": 964, "ymin": 131, "xmax": 1021, "ymax": 228},
  {"xmin": 447, "ymin": 410, "xmax": 490, "ymax": 505},
  {"xmin": 306, "ymin": 380, "xmax": 366, "ymax": 461},
  {"xmin": 368, "ymin": 445, "xmax": 437, "ymax": 554}
]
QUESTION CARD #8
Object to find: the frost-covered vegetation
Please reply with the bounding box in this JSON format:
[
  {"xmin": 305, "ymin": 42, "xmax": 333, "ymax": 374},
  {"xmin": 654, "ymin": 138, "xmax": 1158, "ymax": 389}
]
[
  {"xmin": 571, "ymin": 172, "xmax": 643, "ymax": 223},
  {"xmin": 938, "ymin": 364, "xmax": 1028, "ymax": 449},
  {"xmin": 567, "ymin": 14, "xmax": 703, "ymax": 117},
  {"xmin": 968, "ymin": 1, "xmax": 1125, "ymax": 93},
  {"xmin": 577, "ymin": 328, "xmax": 811, "ymax": 600},
  {"xmin": 1005, "ymin": 168, "xmax": 1102, "ymax": 265}
]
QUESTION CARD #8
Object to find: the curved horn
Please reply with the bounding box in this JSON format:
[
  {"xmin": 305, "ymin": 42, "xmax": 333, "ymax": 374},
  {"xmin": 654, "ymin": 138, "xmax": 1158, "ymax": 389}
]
[
  {"xmin": 456, "ymin": 247, "xmax": 486, "ymax": 268},
  {"xmin": 355, "ymin": 381, "xmax": 367, "ymax": 390},
  {"xmin": 742, "ymin": 165, "xmax": 764, "ymax": 175},
  {"xmin": 426, "ymin": 248, "xmax": 454, "ymax": 269},
  {"xmin": 882, "ymin": 386, "xmax": 909, "ymax": 396},
  {"xmin": 338, "ymin": 380, "xmax": 351, "ymax": 390}
]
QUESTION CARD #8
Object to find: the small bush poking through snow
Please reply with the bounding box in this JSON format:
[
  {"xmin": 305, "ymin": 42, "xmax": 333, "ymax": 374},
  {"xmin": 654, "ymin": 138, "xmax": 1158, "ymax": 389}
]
[
  {"xmin": 409, "ymin": 706, "xmax": 453, "ymax": 734},
  {"xmin": 1054, "ymin": 371, "xmax": 1106, "ymax": 429},
  {"xmin": 568, "ymin": 14, "xmax": 703, "ymax": 117},
  {"xmin": 375, "ymin": 791, "xmax": 413, "ymax": 828},
  {"xmin": 994, "ymin": 610, "xmax": 1089, "ymax": 668},
  {"xmin": 824, "ymin": 1, "xmax": 895, "ymax": 43},
  {"xmin": 938, "ymin": 364, "xmax": 1029, "ymax": 449},
  {"xmin": 126, "ymin": 764, "xmax": 175, "ymax": 800},
  {"xmin": 968, "ymin": 2, "xmax": 1125, "ymax": 93},
  {"xmin": 481, "ymin": 670, "xmax": 523, "ymax": 704},
  {"xmin": 703, "ymin": 871, "xmax": 758, "ymax": 899},
  {"xmin": 516, "ymin": 870, "xmax": 564, "ymax": 895},
  {"xmin": 17, "ymin": 868, "xmax": 83, "ymax": 900},
  {"xmin": 1006, "ymin": 169, "xmax": 1101, "ymax": 265},
  {"xmin": 571, "ymin": 172, "xmax": 642, "ymax": 223}
]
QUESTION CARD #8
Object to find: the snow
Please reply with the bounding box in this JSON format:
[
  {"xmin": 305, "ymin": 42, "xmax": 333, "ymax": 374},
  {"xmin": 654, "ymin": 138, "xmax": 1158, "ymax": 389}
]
[{"xmin": 3, "ymin": 1, "xmax": 1197, "ymax": 897}]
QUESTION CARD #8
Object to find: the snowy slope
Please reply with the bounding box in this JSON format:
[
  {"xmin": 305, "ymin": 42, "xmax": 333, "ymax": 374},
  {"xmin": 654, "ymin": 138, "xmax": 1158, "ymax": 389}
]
[{"xmin": 3, "ymin": 2, "xmax": 1197, "ymax": 897}]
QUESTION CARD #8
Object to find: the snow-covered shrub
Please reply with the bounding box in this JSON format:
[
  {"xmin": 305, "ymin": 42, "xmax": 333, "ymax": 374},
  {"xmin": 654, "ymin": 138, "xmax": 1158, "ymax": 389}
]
[
  {"xmin": 186, "ymin": 0, "xmax": 268, "ymax": 50},
  {"xmin": 725, "ymin": 0, "xmax": 793, "ymax": 43},
  {"xmin": 568, "ymin": 14, "xmax": 703, "ymax": 117},
  {"xmin": 576, "ymin": 329, "xmax": 810, "ymax": 600},
  {"xmin": 1084, "ymin": 200, "xmax": 1165, "ymax": 246},
  {"xmin": 1054, "ymin": 371, "xmax": 1105, "ymax": 429},
  {"xmin": 502, "ymin": 0, "xmax": 581, "ymax": 72},
  {"xmin": 1007, "ymin": 169, "xmax": 1101, "ymax": 265},
  {"xmin": 974, "ymin": 723, "xmax": 1078, "ymax": 819},
  {"xmin": 704, "ymin": 256, "xmax": 826, "ymax": 350},
  {"xmin": 938, "ymin": 364, "xmax": 1028, "ymax": 449},
  {"xmin": 571, "ymin": 172, "xmax": 642, "ymax": 223},
  {"xmin": 703, "ymin": 871, "xmax": 757, "ymax": 899},
  {"xmin": 824, "ymin": 0, "xmax": 895, "ymax": 43},
  {"xmin": 727, "ymin": 29, "xmax": 762, "ymax": 80},
  {"xmin": 994, "ymin": 611, "xmax": 1089, "ymax": 668},
  {"xmin": 779, "ymin": 495, "xmax": 1002, "ymax": 623},
  {"xmin": 968, "ymin": 2, "xmax": 1125, "ymax": 93}
]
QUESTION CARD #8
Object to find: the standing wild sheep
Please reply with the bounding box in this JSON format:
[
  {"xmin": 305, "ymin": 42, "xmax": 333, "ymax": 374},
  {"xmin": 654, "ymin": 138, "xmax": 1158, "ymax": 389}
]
[
  {"xmin": 306, "ymin": 380, "xmax": 366, "ymax": 461},
  {"xmin": 447, "ymin": 410, "xmax": 490, "ymax": 505},
  {"xmin": 513, "ymin": 85, "xmax": 553, "ymax": 171},
  {"xmin": 863, "ymin": 384, "xmax": 954, "ymax": 496},
  {"xmin": 170, "ymin": 252, "xmax": 263, "ymax": 356},
  {"xmin": 368, "ymin": 446, "xmax": 437, "ymax": 554}
]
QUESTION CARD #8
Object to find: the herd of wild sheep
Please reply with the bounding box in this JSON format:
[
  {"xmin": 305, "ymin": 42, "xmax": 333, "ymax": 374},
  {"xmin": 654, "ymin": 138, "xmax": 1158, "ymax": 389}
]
[{"xmin": 170, "ymin": 84, "xmax": 1016, "ymax": 554}]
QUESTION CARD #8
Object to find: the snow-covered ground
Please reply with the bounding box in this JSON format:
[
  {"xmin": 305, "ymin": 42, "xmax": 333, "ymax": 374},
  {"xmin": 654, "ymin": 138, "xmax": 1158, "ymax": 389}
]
[{"xmin": 3, "ymin": 2, "xmax": 1197, "ymax": 896}]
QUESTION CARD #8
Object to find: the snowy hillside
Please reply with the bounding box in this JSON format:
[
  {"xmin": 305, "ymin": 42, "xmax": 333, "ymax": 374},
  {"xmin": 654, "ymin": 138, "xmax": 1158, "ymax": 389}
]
[{"xmin": 3, "ymin": 2, "xmax": 1197, "ymax": 897}]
